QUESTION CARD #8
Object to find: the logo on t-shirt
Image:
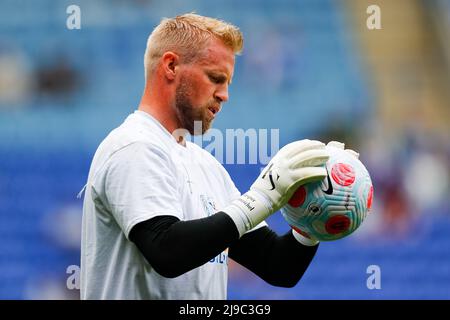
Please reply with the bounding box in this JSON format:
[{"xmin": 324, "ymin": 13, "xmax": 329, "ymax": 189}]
[
  {"xmin": 200, "ymin": 195, "xmax": 217, "ymax": 217},
  {"xmin": 210, "ymin": 249, "xmax": 228, "ymax": 265}
]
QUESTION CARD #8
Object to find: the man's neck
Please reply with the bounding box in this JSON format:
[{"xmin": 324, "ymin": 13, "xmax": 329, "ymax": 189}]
[
  {"xmin": 138, "ymin": 104, "xmax": 187, "ymax": 146},
  {"xmin": 139, "ymin": 82, "xmax": 188, "ymax": 145}
]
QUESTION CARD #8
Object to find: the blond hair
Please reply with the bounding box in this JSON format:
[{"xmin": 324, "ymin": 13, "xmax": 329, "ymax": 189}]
[{"xmin": 144, "ymin": 13, "xmax": 243, "ymax": 80}]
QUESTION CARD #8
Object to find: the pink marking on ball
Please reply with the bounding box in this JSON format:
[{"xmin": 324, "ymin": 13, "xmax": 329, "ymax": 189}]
[
  {"xmin": 325, "ymin": 215, "xmax": 351, "ymax": 234},
  {"xmin": 288, "ymin": 186, "xmax": 307, "ymax": 208},
  {"xmin": 367, "ymin": 185, "xmax": 374, "ymax": 211},
  {"xmin": 331, "ymin": 163, "xmax": 355, "ymax": 186}
]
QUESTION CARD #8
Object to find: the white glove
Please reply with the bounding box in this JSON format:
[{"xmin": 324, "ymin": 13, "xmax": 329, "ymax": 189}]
[{"xmin": 223, "ymin": 139, "xmax": 330, "ymax": 237}]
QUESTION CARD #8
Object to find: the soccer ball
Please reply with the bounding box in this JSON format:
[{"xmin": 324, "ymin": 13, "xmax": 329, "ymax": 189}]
[{"xmin": 281, "ymin": 144, "xmax": 373, "ymax": 241}]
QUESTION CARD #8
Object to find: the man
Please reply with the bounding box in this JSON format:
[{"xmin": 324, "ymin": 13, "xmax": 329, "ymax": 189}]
[{"xmin": 80, "ymin": 13, "xmax": 331, "ymax": 300}]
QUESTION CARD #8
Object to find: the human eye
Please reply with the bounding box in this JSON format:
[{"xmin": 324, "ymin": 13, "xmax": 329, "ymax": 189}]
[{"xmin": 208, "ymin": 73, "xmax": 226, "ymax": 84}]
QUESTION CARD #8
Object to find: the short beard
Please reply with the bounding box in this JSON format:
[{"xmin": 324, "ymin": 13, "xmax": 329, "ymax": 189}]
[{"xmin": 174, "ymin": 77, "xmax": 213, "ymax": 135}]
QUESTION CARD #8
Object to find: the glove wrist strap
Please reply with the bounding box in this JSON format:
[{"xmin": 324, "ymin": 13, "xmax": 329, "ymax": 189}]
[{"xmin": 222, "ymin": 190, "xmax": 273, "ymax": 238}]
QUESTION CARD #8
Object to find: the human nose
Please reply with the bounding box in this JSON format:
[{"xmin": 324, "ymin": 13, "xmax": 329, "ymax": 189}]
[{"xmin": 214, "ymin": 84, "xmax": 229, "ymax": 103}]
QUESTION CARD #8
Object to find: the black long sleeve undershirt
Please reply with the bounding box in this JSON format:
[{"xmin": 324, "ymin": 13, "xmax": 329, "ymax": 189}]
[
  {"xmin": 229, "ymin": 225, "xmax": 319, "ymax": 287},
  {"xmin": 129, "ymin": 212, "xmax": 239, "ymax": 278},
  {"xmin": 129, "ymin": 213, "xmax": 318, "ymax": 286}
]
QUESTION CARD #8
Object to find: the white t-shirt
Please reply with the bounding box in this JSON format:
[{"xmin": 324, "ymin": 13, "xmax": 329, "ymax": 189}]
[{"xmin": 80, "ymin": 110, "xmax": 265, "ymax": 300}]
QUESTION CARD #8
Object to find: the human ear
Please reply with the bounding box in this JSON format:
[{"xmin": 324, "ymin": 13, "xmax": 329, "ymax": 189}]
[{"xmin": 161, "ymin": 52, "xmax": 179, "ymax": 81}]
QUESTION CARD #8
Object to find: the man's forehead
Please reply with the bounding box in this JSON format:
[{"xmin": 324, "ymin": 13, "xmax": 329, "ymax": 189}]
[{"xmin": 197, "ymin": 39, "xmax": 235, "ymax": 74}]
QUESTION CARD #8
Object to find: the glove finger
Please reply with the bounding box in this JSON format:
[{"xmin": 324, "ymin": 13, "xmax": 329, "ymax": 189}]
[
  {"xmin": 289, "ymin": 149, "xmax": 330, "ymax": 169},
  {"xmin": 282, "ymin": 139, "xmax": 325, "ymax": 158},
  {"xmin": 267, "ymin": 140, "xmax": 308, "ymax": 163},
  {"xmin": 292, "ymin": 139, "xmax": 326, "ymax": 156},
  {"xmin": 291, "ymin": 166, "xmax": 327, "ymax": 186},
  {"xmin": 327, "ymin": 141, "xmax": 345, "ymax": 149},
  {"xmin": 345, "ymin": 149, "xmax": 360, "ymax": 159}
]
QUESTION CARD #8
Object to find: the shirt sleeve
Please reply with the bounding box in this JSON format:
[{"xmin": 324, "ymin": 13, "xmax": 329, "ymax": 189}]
[{"xmin": 102, "ymin": 142, "xmax": 183, "ymax": 239}]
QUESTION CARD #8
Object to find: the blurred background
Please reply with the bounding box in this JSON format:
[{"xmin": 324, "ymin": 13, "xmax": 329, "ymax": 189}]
[{"xmin": 0, "ymin": 0, "xmax": 449, "ymax": 299}]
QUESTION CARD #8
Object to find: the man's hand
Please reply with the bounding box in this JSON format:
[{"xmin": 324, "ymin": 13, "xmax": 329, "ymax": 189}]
[
  {"xmin": 251, "ymin": 139, "xmax": 330, "ymax": 212},
  {"xmin": 223, "ymin": 139, "xmax": 329, "ymax": 237}
]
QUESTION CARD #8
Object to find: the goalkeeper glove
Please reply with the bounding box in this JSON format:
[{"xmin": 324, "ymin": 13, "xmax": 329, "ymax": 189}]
[{"xmin": 223, "ymin": 139, "xmax": 329, "ymax": 240}]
